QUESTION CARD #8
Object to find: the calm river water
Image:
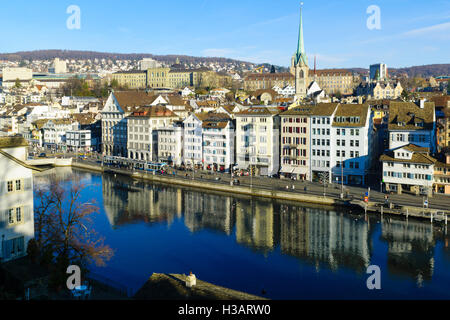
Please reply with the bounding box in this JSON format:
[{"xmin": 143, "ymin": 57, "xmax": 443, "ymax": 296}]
[{"xmin": 34, "ymin": 168, "xmax": 450, "ymax": 299}]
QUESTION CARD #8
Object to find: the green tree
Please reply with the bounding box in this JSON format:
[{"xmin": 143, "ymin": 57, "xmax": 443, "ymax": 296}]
[
  {"xmin": 447, "ymin": 80, "xmax": 450, "ymax": 93},
  {"xmin": 401, "ymin": 89, "xmax": 410, "ymax": 101},
  {"xmin": 270, "ymin": 65, "xmax": 276, "ymax": 73},
  {"xmin": 374, "ymin": 69, "xmax": 380, "ymax": 81},
  {"xmin": 110, "ymin": 79, "xmax": 120, "ymax": 89}
]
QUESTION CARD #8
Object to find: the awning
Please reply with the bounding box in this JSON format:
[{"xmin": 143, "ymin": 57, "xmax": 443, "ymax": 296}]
[
  {"xmin": 292, "ymin": 167, "xmax": 307, "ymax": 175},
  {"xmin": 280, "ymin": 166, "xmax": 295, "ymax": 173}
]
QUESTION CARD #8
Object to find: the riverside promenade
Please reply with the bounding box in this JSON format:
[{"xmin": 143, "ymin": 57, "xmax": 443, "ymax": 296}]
[{"xmin": 69, "ymin": 160, "xmax": 450, "ymax": 224}]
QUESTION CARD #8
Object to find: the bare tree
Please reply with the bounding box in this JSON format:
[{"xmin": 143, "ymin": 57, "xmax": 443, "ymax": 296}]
[{"xmin": 34, "ymin": 178, "xmax": 114, "ymax": 271}]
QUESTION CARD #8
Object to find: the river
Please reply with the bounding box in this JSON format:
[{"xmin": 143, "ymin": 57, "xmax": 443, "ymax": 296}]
[{"xmin": 33, "ymin": 168, "xmax": 450, "ymax": 299}]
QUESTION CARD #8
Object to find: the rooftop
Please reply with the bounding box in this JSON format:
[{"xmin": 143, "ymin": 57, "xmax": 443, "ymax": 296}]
[
  {"xmin": 332, "ymin": 104, "xmax": 369, "ymax": 127},
  {"xmin": 388, "ymin": 101, "xmax": 435, "ymax": 131},
  {"xmin": 0, "ymin": 136, "xmax": 29, "ymax": 148}
]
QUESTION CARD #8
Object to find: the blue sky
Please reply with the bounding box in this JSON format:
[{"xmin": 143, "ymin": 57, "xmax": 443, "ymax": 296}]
[{"xmin": 1, "ymin": 0, "xmax": 449, "ymax": 68}]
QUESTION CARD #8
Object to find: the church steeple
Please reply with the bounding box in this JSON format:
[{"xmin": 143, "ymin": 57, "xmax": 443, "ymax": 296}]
[{"xmin": 295, "ymin": 2, "xmax": 308, "ymax": 66}]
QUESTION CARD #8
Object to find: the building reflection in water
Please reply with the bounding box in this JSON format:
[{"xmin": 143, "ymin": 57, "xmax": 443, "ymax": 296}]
[
  {"xmin": 0, "ymin": 139, "xmax": 35, "ymax": 263},
  {"xmin": 279, "ymin": 204, "xmax": 371, "ymax": 273},
  {"xmin": 235, "ymin": 199, "xmax": 277, "ymax": 253},
  {"xmin": 98, "ymin": 171, "xmax": 443, "ymax": 279},
  {"xmin": 380, "ymin": 218, "xmax": 436, "ymax": 285},
  {"xmin": 103, "ymin": 174, "xmax": 181, "ymax": 228},
  {"xmin": 183, "ymin": 190, "xmax": 234, "ymax": 235}
]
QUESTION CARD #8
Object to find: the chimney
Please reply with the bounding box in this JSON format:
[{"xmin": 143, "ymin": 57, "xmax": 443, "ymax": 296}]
[{"xmin": 418, "ymin": 98, "xmax": 426, "ymax": 109}]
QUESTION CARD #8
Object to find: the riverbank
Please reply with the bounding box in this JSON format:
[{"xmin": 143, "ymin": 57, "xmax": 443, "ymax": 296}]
[{"xmin": 70, "ymin": 161, "xmax": 450, "ymax": 223}]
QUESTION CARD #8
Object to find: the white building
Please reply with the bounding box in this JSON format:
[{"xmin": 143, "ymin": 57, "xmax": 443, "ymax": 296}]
[
  {"xmin": 181, "ymin": 87, "xmax": 195, "ymax": 97},
  {"xmin": 0, "ymin": 137, "xmax": 35, "ymax": 262},
  {"xmin": 310, "ymin": 103, "xmax": 339, "ymax": 183},
  {"xmin": 183, "ymin": 113, "xmax": 206, "ymax": 167},
  {"xmin": 49, "ymin": 58, "xmax": 67, "ymax": 74},
  {"xmin": 40, "ymin": 119, "xmax": 79, "ymax": 147},
  {"xmin": 380, "ymin": 144, "xmax": 435, "ymax": 196},
  {"xmin": 202, "ymin": 114, "xmax": 235, "ymax": 172},
  {"xmin": 139, "ymin": 58, "xmax": 162, "ymax": 70},
  {"xmin": 235, "ymin": 106, "xmax": 281, "ymax": 176},
  {"xmin": 156, "ymin": 121, "xmax": 184, "ymax": 166},
  {"xmin": 331, "ymin": 103, "xmax": 375, "ymax": 185},
  {"xmin": 26, "ymin": 104, "xmax": 71, "ymax": 127},
  {"xmin": 2, "ymin": 67, "xmax": 33, "ymax": 88},
  {"xmin": 273, "ymin": 85, "xmax": 295, "ymax": 96},
  {"xmin": 66, "ymin": 130, "xmax": 92, "ymax": 152}
]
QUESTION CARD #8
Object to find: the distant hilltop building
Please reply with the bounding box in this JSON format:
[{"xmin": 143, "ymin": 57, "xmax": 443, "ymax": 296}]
[
  {"xmin": 1, "ymin": 67, "xmax": 33, "ymax": 88},
  {"xmin": 243, "ymin": 3, "xmax": 355, "ymax": 97},
  {"xmin": 370, "ymin": 63, "xmax": 388, "ymax": 81},
  {"xmin": 139, "ymin": 58, "xmax": 162, "ymax": 71},
  {"xmin": 112, "ymin": 64, "xmax": 232, "ymax": 90},
  {"xmin": 49, "ymin": 58, "xmax": 67, "ymax": 74}
]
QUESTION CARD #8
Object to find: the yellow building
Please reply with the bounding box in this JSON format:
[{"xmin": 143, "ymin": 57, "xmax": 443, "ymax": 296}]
[
  {"xmin": 168, "ymin": 70, "xmax": 192, "ymax": 88},
  {"xmin": 112, "ymin": 71, "xmax": 147, "ymax": 89},
  {"xmin": 312, "ymin": 69, "xmax": 355, "ymax": 95},
  {"xmin": 147, "ymin": 67, "xmax": 171, "ymax": 88},
  {"xmin": 243, "ymin": 73, "xmax": 294, "ymax": 92},
  {"xmin": 145, "ymin": 67, "xmax": 232, "ymax": 89}
]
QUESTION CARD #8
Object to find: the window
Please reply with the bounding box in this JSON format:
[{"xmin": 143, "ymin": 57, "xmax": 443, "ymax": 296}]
[
  {"xmin": 7, "ymin": 181, "xmax": 13, "ymax": 192},
  {"xmin": 16, "ymin": 207, "xmax": 22, "ymax": 223},
  {"xmin": 7, "ymin": 207, "xmax": 23, "ymax": 226}
]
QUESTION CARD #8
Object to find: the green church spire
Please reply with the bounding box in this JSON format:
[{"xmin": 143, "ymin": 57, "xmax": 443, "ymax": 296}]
[{"xmin": 296, "ymin": 2, "xmax": 308, "ymax": 66}]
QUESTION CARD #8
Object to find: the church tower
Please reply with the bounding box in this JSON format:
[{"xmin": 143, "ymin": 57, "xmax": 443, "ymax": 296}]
[{"xmin": 291, "ymin": 3, "xmax": 309, "ymax": 101}]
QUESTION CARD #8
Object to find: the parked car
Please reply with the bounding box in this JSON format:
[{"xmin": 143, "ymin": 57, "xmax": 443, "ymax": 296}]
[
  {"xmin": 38, "ymin": 153, "xmax": 46, "ymax": 158},
  {"xmin": 232, "ymin": 179, "xmax": 240, "ymax": 186}
]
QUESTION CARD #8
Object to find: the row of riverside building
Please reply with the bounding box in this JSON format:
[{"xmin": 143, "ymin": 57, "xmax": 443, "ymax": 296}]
[{"xmin": 101, "ymin": 91, "xmax": 450, "ymax": 195}]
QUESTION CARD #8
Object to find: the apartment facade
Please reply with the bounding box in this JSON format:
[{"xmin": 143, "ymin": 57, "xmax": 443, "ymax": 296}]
[
  {"xmin": 280, "ymin": 106, "xmax": 312, "ymax": 180},
  {"xmin": 202, "ymin": 115, "xmax": 235, "ymax": 172},
  {"xmin": 309, "ymin": 103, "xmax": 339, "ymax": 183},
  {"xmin": 331, "ymin": 103, "xmax": 374, "ymax": 185},
  {"xmin": 101, "ymin": 91, "xmax": 157, "ymax": 157},
  {"xmin": 380, "ymin": 144, "xmax": 435, "ymax": 196},
  {"xmin": 127, "ymin": 106, "xmax": 178, "ymax": 161},
  {"xmin": 156, "ymin": 121, "xmax": 184, "ymax": 166},
  {"xmin": 235, "ymin": 106, "xmax": 281, "ymax": 176},
  {"xmin": 183, "ymin": 113, "xmax": 206, "ymax": 167},
  {"xmin": 66, "ymin": 130, "xmax": 92, "ymax": 152}
]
